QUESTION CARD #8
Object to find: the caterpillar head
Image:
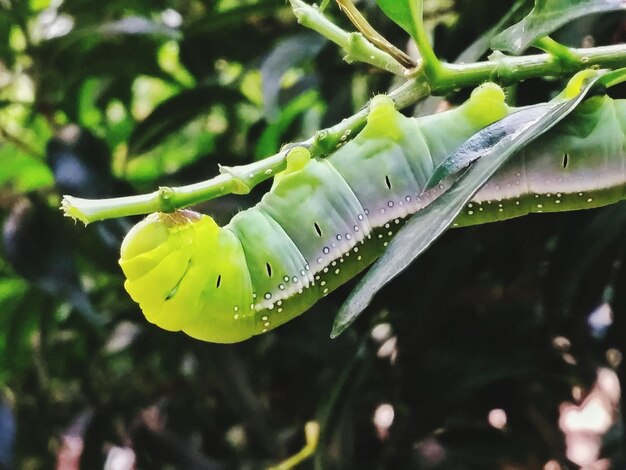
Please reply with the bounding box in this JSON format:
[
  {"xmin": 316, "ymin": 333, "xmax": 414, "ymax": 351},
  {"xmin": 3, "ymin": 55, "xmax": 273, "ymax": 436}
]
[{"xmin": 119, "ymin": 210, "xmax": 256, "ymax": 343}]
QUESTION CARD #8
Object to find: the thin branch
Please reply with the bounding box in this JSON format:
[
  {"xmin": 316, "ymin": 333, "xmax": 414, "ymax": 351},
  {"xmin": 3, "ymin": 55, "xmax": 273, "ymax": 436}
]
[
  {"xmin": 335, "ymin": 0, "xmax": 416, "ymax": 68},
  {"xmin": 62, "ymin": 42, "xmax": 626, "ymax": 224},
  {"xmin": 289, "ymin": 0, "xmax": 408, "ymax": 76}
]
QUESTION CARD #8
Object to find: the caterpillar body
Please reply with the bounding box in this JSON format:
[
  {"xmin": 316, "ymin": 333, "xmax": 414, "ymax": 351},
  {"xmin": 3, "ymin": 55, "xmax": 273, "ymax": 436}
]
[{"xmin": 119, "ymin": 83, "xmax": 626, "ymax": 343}]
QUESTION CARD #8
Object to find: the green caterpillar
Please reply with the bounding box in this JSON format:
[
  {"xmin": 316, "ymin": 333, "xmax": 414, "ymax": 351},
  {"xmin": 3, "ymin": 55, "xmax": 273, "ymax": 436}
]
[{"xmin": 119, "ymin": 81, "xmax": 626, "ymax": 343}]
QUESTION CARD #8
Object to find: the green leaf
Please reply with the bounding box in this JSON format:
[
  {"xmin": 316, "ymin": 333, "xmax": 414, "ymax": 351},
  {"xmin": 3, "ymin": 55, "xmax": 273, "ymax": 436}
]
[
  {"xmin": 375, "ymin": 0, "xmax": 418, "ymax": 42},
  {"xmin": 331, "ymin": 71, "xmax": 606, "ymax": 338},
  {"xmin": 491, "ymin": 0, "xmax": 626, "ymax": 54},
  {"xmin": 0, "ymin": 146, "xmax": 54, "ymax": 192}
]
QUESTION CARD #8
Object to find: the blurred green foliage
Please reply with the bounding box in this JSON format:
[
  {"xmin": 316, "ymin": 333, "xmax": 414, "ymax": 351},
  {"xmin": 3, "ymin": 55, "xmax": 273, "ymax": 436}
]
[{"xmin": 1, "ymin": 0, "xmax": 626, "ymax": 468}]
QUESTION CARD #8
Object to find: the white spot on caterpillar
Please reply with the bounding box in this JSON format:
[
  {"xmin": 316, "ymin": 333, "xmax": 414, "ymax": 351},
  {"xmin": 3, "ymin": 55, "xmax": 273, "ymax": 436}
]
[
  {"xmin": 233, "ymin": 313, "xmax": 240, "ymax": 320},
  {"xmin": 364, "ymin": 209, "xmax": 369, "ymax": 215},
  {"xmin": 315, "ymin": 276, "xmax": 320, "ymax": 281},
  {"xmin": 305, "ymin": 264, "xmax": 309, "ymax": 270},
  {"xmin": 292, "ymin": 277, "xmax": 298, "ymax": 283},
  {"xmin": 380, "ymin": 208, "xmax": 386, "ymax": 215},
  {"xmin": 479, "ymin": 207, "xmax": 484, "ymax": 212},
  {"xmin": 537, "ymin": 204, "xmax": 543, "ymax": 208},
  {"xmin": 317, "ymin": 257, "xmax": 323, "ymax": 264},
  {"xmin": 321, "ymin": 281, "xmax": 327, "ymax": 286},
  {"xmin": 388, "ymin": 201, "xmax": 394, "ymax": 207},
  {"xmin": 331, "ymin": 261, "xmax": 337, "ymax": 266},
  {"xmin": 261, "ymin": 315, "xmax": 268, "ymax": 321},
  {"xmin": 323, "ymin": 267, "xmax": 329, "ymax": 273},
  {"xmin": 277, "ymin": 308, "xmax": 283, "ymax": 313},
  {"xmin": 262, "ymin": 328, "xmax": 268, "ymax": 333},
  {"xmin": 535, "ymin": 194, "xmax": 539, "ymax": 198},
  {"xmin": 385, "ymin": 223, "xmax": 390, "ymax": 229},
  {"xmin": 468, "ymin": 211, "xmax": 474, "ymax": 215},
  {"xmin": 323, "ymin": 247, "xmax": 330, "ymax": 254},
  {"xmin": 268, "ymin": 304, "xmax": 274, "ymax": 310},
  {"xmin": 323, "ymin": 288, "xmax": 329, "ymax": 295},
  {"xmin": 547, "ymin": 193, "xmax": 551, "ymax": 197},
  {"xmin": 383, "ymin": 242, "xmax": 388, "ymax": 247},
  {"xmin": 336, "ymin": 234, "xmax": 342, "ymax": 241},
  {"xmin": 557, "ymin": 193, "xmax": 562, "ymax": 198},
  {"xmin": 516, "ymin": 201, "xmax": 520, "ymax": 205},
  {"xmin": 339, "ymin": 258, "xmax": 344, "ymax": 263},
  {"xmin": 345, "ymin": 233, "xmax": 352, "ymax": 240},
  {"xmin": 234, "ymin": 306, "xmax": 239, "ymax": 312},
  {"xmin": 516, "ymin": 172, "xmax": 521, "ymax": 177},
  {"xmin": 277, "ymin": 300, "xmax": 283, "ymax": 306},
  {"xmin": 354, "ymin": 225, "xmax": 359, "ymax": 231},
  {"xmin": 468, "ymin": 203, "xmax": 473, "ymax": 208},
  {"xmin": 253, "ymin": 293, "xmax": 257, "ymax": 299},
  {"xmin": 357, "ymin": 255, "xmax": 362, "ymax": 261},
  {"xmin": 555, "ymin": 200, "xmax": 561, "ymax": 204},
  {"xmin": 358, "ymin": 214, "xmax": 364, "ymax": 220},
  {"xmin": 405, "ymin": 196, "xmax": 411, "ymax": 202},
  {"xmin": 334, "ymin": 268, "xmax": 340, "ymax": 274},
  {"xmin": 387, "ymin": 231, "xmax": 393, "ymax": 236},
  {"xmin": 264, "ymin": 321, "xmax": 270, "ymax": 327},
  {"xmin": 395, "ymin": 219, "xmax": 400, "ymax": 224},
  {"xmin": 354, "ymin": 247, "xmax": 359, "ymax": 253},
  {"xmin": 378, "ymin": 234, "xmax": 383, "ymax": 239},
  {"xmin": 284, "ymin": 276, "xmax": 289, "ymax": 282},
  {"xmin": 300, "ymin": 270, "xmax": 306, "ymax": 276},
  {"xmin": 498, "ymin": 204, "xmax": 503, "ymax": 208},
  {"xmin": 579, "ymin": 192, "xmax": 584, "ymax": 196},
  {"xmin": 250, "ymin": 304, "xmax": 255, "ymax": 310},
  {"xmin": 452, "ymin": 223, "xmax": 459, "ymax": 227},
  {"xmin": 264, "ymin": 293, "xmax": 271, "ymax": 300},
  {"xmin": 587, "ymin": 198, "xmax": 593, "ymax": 203}
]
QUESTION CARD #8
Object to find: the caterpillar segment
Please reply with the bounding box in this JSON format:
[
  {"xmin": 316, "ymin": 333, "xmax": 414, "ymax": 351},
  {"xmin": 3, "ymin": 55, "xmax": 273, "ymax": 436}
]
[{"xmin": 120, "ymin": 82, "xmax": 626, "ymax": 343}]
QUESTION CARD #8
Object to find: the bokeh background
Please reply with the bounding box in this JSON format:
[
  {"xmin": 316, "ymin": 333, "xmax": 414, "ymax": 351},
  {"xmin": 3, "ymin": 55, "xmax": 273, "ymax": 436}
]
[{"xmin": 1, "ymin": 0, "xmax": 626, "ymax": 468}]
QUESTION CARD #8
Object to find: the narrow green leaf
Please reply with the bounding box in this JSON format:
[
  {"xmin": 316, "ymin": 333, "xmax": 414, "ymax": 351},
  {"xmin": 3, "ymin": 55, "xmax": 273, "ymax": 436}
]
[
  {"xmin": 375, "ymin": 0, "xmax": 418, "ymax": 42},
  {"xmin": 331, "ymin": 71, "xmax": 606, "ymax": 338},
  {"xmin": 492, "ymin": 0, "xmax": 626, "ymax": 54}
]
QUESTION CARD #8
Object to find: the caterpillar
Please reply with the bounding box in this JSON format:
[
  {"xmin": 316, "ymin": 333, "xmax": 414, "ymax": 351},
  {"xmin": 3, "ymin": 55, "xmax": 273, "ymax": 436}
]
[{"xmin": 119, "ymin": 81, "xmax": 626, "ymax": 343}]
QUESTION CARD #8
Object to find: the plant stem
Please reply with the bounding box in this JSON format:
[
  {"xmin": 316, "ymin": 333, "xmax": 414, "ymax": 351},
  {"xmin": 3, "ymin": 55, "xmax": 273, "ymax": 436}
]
[
  {"xmin": 408, "ymin": 0, "xmax": 444, "ymax": 81},
  {"xmin": 289, "ymin": 0, "xmax": 407, "ymax": 76},
  {"xmin": 533, "ymin": 36, "xmax": 582, "ymax": 68},
  {"xmin": 335, "ymin": 0, "xmax": 416, "ymax": 68},
  {"xmin": 433, "ymin": 44, "xmax": 626, "ymax": 91},
  {"xmin": 62, "ymin": 43, "xmax": 626, "ymax": 224}
]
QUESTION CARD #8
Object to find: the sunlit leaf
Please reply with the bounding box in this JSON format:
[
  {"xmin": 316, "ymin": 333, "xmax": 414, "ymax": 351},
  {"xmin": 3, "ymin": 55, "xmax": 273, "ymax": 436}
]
[
  {"xmin": 491, "ymin": 0, "xmax": 626, "ymax": 54},
  {"xmin": 331, "ymin": 71, "xmax": 607, "ymax": 337},
  {"xmin": 375, "ymin": 0, "xmax": 418, "ymax": 42},
  {"xmin": 0, "ymin": 147, "xmax": 54, "ymax": 192}
]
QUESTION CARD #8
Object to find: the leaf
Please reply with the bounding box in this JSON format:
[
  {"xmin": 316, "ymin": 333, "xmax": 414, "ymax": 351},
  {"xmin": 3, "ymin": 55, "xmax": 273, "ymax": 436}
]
[
  {"xmin": 128, "ymin": 86, "xmax": 243, "ymax": 155},
  {"xmin": 331, "ymin": 71, "xmax": 607, "ymax": 338},
  {"xmin": 491, "ymin": 0, "xmax": 626, "ymax": 54},
  {"xmin": 375, "ymin": 0, "xmax": 418, "ymax": 42},
  {"xmin": 260, "ymin": 32, "xmax": 326, "ymax": 121},
  {"xmin": 97, "ymin": 16, "xmax": 181, "ymax": 40}
]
